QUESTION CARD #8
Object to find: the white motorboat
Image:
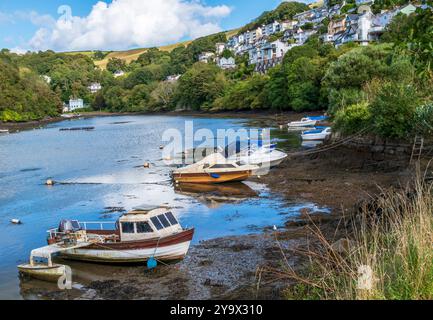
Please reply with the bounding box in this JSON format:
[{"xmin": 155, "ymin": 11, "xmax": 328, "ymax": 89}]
[
  {"xmin": 228, "ymin": 144, "xmax": 288, "ymax": 169},
  {"xmin": 288, "ymin": 118, "xmax": 317, "ymax": 128},
  {"xmin": 301, "ymin": 127, "xmax": 332, "ymax": 141},
  {"xmin": 18, "ymin": 207, "xmax": 194, "ymax": 281},
  {"xmin": 0, "ymin": 129, "xmax": 9, "ymax": 134}
]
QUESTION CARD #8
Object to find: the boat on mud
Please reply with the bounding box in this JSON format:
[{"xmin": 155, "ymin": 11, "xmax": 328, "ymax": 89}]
[
  {"xmin": 301, "ymin": 127, "xmax": 332, "ymax": 141},
  {"xmin": 173, "ymin": 153, "xmax": 258, "ymax": 184},
  {"xmin": 227, "ymin": 144, "xmax": 288, "ymax": 169},
  {"xmin": 18, "ymin": 206, "xmax": 194, "ymax": 281},
  {"xmin": 288, "ymin": 118, "xmax": 317, "ymax": 128}
]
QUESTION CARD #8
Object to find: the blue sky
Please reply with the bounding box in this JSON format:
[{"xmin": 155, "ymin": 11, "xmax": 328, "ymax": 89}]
[{"xmin": 0, "ymin": 0, "xmax": 310, "ymax": 52}]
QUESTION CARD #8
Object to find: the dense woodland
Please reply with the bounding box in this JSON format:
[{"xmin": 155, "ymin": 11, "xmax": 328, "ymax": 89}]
[{"xmin": 0, "ymin": 2, "xmax": 432, "ymax": 140}]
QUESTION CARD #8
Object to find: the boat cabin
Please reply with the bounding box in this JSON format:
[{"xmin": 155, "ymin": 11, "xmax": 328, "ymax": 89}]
[
  {"xmin": 118, "ymin": 206, "xmax": 182, "ymax": 242},
  {"xmin": 49, "ymin": 206, "xmax": 183, "ymax": 244}
]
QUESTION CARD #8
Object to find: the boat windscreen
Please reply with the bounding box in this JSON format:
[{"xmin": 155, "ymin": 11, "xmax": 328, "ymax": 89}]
[
  {"xmin": 136, "ymin": 222, "xmax": 153, "ymax": 233},
  {"xmin": 150, "ymin": 217, "xmax": 164, "ymax": 230},
  {"xmin": 158, "ymin": 215, "xmax": 171, "ymax": 228},
  {"xmin": 165, "ymin": 212, "xmax": 178, "ymax": 225}
]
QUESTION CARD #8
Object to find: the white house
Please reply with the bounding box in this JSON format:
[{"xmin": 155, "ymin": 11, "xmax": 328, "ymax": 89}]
[
  {"xmin": 41, "ymin": 75, "xmax": 51, "ymax": 84},
  {"xmin": 88, "ymin": 82, "xmax": 102, "ymax": 94},
  {"xmin": 215, "ymin": 43, "xmax": 226, "ymax": 55},
  {"xmin": 356, "ymin": 0, "xmax": 375, "ymax": 6},
  {"xmin": 217, "ymin": 57, "xmax": 236, "ymax": 69},
  {"xmin": 198, "ymin": 52, "xmax": 215, "ymax": 63},
  {"xmin": 68, "ymin": 99, "xmax": 84, "ymax": 112},
  {"xmin": 113, "ymin": 70, "xmax": 125, "ymax": 78}
]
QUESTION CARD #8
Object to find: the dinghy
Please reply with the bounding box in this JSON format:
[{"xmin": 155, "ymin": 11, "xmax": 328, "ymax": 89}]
[
  {"xmin": 288, "ymin": 118, "xmax": 317, "ymax": 128},
  {"xmin": 18, "ymin": 207, "xmax": 194, "ymax": 281},
  {"xmin": 173, "ymin": 153, "xmax": 258, "ymax": 184},
  {"xmin": 301, "ymin": 127, "xmax": 332, "ymax": 141}
]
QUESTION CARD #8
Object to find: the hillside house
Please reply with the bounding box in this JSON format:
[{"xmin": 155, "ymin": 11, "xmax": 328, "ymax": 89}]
[
  {"xmin": 66, "ymin": 99, "xmax": 84, "ymax": 112},
  {"xmin": 113, "ymin": 70, "xmax": 125, "ymax": 78},
  {"xmin": 217, "ymin": 57, "xmax": 236, "ymax": 70},
  {"xmin": 88, "ymin": 82, "xmax": 102, "ymax": 94},
  {"xmin": 328, "ymin": 16, "xmax": 347, "ymax": 39},
  {"xmin": 198, "ymin": 52, "xmax": 215, "ymax": 63},
  {"xmin": 215, "ymin": 43, "xmax": 226, "ymax": 55}
]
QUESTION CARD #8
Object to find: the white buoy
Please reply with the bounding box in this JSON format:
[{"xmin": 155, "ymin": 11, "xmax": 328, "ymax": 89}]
[
  {"xmin": 143, "ymin": 162, "xmax": 150, "ymax": 168},
  {"xmin": 46, "ymin": 179, "xmax": 54, "ymax": 186},
  {"xmin": 11, "ymin": 219, "xmax": 21, "ymax": 225}
]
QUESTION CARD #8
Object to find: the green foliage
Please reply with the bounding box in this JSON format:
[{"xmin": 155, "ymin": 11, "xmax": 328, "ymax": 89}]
[
  {"xmin": 93, "ymin": 50, "xmax": 108, "ymax": 60},
  {"xmin": 174, "ymin": 63, "xmax": 227, "ymax": 110},
  {"xmin": 334, "ymin": 102, "xmax": 372, "ymax": 134},
  {"xmin": 107, "ymin": 57, "xmax": 127, "ymax": 73},
  {"xmin": 413, "ymin": 103, "xmax": 433, "ymax": 136},
  {"xmin": 370, "ymin": 81, "xmax": 420, "ymax": 139},
  {"xmin": 212, "ymin": 74, "xmax": 270, "ymax": 111},
  {"xmin": 137, "ymin": 48, "xmax": 170, "ymax": 66}
]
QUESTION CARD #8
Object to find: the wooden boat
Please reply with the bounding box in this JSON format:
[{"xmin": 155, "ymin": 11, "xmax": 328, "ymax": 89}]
[
  {"xmin": 301, "ymin": 127, "xmax": 332, "ymax": 141},
  {"xmin": 18, "ymin": 206, "xmax": 194, "ymax": 281},
  {"xmin": 288, "ymin": 118, "xmax": 317, "ymax": 128},
  {"xmin": 173, "ymin": 153, "xmax": 258, "ymax": 184}
]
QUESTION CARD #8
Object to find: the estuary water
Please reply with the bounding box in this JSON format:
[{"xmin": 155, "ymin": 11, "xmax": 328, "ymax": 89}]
[{"xmin": 0, "ymin": 115, "xmax": 328, "ymax": 299}]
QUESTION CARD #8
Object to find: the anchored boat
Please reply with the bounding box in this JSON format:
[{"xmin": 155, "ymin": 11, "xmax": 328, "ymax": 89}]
[
  {"xmin": 18, "ymin": 206, "xmax": 194, "ymax": 281},
  {"xmin": 288, "ymin": 118, "xmax": 317, "ymax": 128},
  {"xmin": 227, "ymin": 144, "xmax": 288, "ymax": 169},
  {"xmin": 173, "ymin": 153, "xmax": 258, "ymax": 184},
  {"xmin": 301, "ymin": 127, "xmax": 332, "ymax": 141}
]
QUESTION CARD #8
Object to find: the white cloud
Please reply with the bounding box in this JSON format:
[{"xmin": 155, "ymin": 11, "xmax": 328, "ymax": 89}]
[{"xmin": 28, "ymin": 0, "xmax": 232, "ymax": 51}]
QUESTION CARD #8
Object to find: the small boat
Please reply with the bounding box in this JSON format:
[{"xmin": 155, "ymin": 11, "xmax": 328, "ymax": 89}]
[
  {"xmin": 306, "ymin": 115, "xmax": 329, "ymax": 122},
  {"xmin": 288, "ymin": 118, "xmax": 317, "ymax": 128},
  {"xmin": 18, "ymin": 206, "xmax": 194, "ymax": 281},
  {"xmin": 301, "ymin": 127, "xmax": 332, "ymax": 141},
  {"xmin": 0, "ymin": 129, "xmax": 9, "ymax": 134},
  {"xmin": 227, "ymin": 144, "xmax": 288, "ymax": 168},
  {"xmin": 173, "ymin": 153, "xmax": 258, "ymax": 184}
]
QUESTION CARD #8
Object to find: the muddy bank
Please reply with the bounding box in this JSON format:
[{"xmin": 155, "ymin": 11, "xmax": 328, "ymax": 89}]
[{"xmin": 254, "ymin": 145, "xmax": 412, "ymax": 212}]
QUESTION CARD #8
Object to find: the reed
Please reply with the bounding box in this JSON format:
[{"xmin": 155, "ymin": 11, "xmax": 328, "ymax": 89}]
[{"xmin": 259, "ymin": 171, "xmax": 433, "ymax": 300}]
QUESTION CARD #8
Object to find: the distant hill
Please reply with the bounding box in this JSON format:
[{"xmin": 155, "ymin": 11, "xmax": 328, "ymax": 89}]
[{"xmin": 65, "ymin": 29, "xmax": 239, "ymax": 69}]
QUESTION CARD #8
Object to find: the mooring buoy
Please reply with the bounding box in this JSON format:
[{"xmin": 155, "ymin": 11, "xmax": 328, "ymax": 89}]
[
  {"xmin": 46, "ymin": 179, "xmax": 54, "ymax": 186},
  {"xmin": 143, "ymin": 162, "xmax": 150, "ymax": 168}
]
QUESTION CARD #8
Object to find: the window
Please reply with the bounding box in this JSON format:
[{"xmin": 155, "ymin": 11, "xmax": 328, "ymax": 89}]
[
  {"xmin": 210, "ymin": 164, "xmax": 235, "ymax": 169},
  {"xmin": 158, "ymin": 215, "xmax": 171, "ymax": 228},
  {"xmin": 150, "ymin": 217, "xmax": 164, "ymax": 230},
  {"xmin": 136, "ymin": 222, "xmax": 153, "ymax": 233},
  {"xmin": 165, "ymin": 212, "xmax": 178, "ymax": 226},
  {"xmin": 121, "ymin": 222, "xmax": 135, "ymax": 234}
]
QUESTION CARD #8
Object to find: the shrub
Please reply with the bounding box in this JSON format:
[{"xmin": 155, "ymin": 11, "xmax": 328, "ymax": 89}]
[{"xmin": 334, "ymin": 102, "xmax": 372, "ymax": 134}]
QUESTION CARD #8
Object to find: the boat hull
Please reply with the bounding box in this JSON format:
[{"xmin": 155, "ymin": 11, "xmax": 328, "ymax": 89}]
[
  {"xmin": 173, "ymin": 171, "xmax": 252, "ymax": 184},
  {"xmin": 301, "ymin": 133, "xmax": 331, "ymax": 141},
  {"xmin": 288, "ymin": 120, "xmax": 317, "ymax": 127},
  {"xmin": 60, "ymin": 229, "xmax": 194, "ymax": 263},
  {"xmin": 18, "ymin": 264, "xmax": 66, "ymax": 282}
]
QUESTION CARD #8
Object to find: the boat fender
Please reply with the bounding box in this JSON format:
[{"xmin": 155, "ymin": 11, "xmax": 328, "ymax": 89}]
[
  {"xmin": 147, "ymin": 257, "xmax": 157, "ymax": 270},
  {"xmin": 210, "ymin": 173, "xmax": 220, "ymax": 179}
]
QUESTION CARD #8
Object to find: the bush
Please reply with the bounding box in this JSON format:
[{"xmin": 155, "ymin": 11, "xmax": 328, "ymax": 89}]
[
  {"xmin": 370, "ymin": 81, "xmax": 419, "ymax": 139},
  {"xmin": 334, "ymin": 102, "xmax": 372, "ymax": 134},
  {"xmin": 413, "ymin": 103, "xmax": 433, "ymax": 137}
]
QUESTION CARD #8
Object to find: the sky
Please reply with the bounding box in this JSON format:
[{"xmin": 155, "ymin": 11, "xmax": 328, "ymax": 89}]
[{"xmin": 0, "ymin": 0, "xmax": 311, "ymax": 52}]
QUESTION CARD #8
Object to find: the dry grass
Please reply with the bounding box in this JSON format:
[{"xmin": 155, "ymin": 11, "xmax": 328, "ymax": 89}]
[{"xmin": 258, "ymin": 167, "xmax": 433, "ymax": 300}]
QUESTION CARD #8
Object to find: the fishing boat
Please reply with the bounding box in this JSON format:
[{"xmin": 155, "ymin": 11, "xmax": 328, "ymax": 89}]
[
  {"xmin": 18, "ymin": 206, "xmax": 194, "ymax": 281},
  {"xmin": 227, "ymin": 144, "xmax": 288, "ymax": 168},
  {"xmin": 301, "ymin": 127, "xmax": 332, "ymax": 141},
  {"xmin": 288, "ymin": 118, "xmax": 317, "ymax": 128},
  {"xmin": 173, "ymin": 153, "xmax": 258, "ymax": 184}
]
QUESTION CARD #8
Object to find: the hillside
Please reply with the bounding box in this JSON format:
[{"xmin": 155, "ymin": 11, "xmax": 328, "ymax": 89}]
[{"xmin": 67, "ymin": 29, "xmax": 239, "ymax": 69}]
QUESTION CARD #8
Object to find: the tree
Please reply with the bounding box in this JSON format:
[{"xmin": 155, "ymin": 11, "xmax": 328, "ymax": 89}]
[
  {"xmin": 107, "ymin": 58, "xmax": 127, "ymax": 73},
  {"xmin": 175, "ymin": 63, "xmax": 227, "ymax": 110}
]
